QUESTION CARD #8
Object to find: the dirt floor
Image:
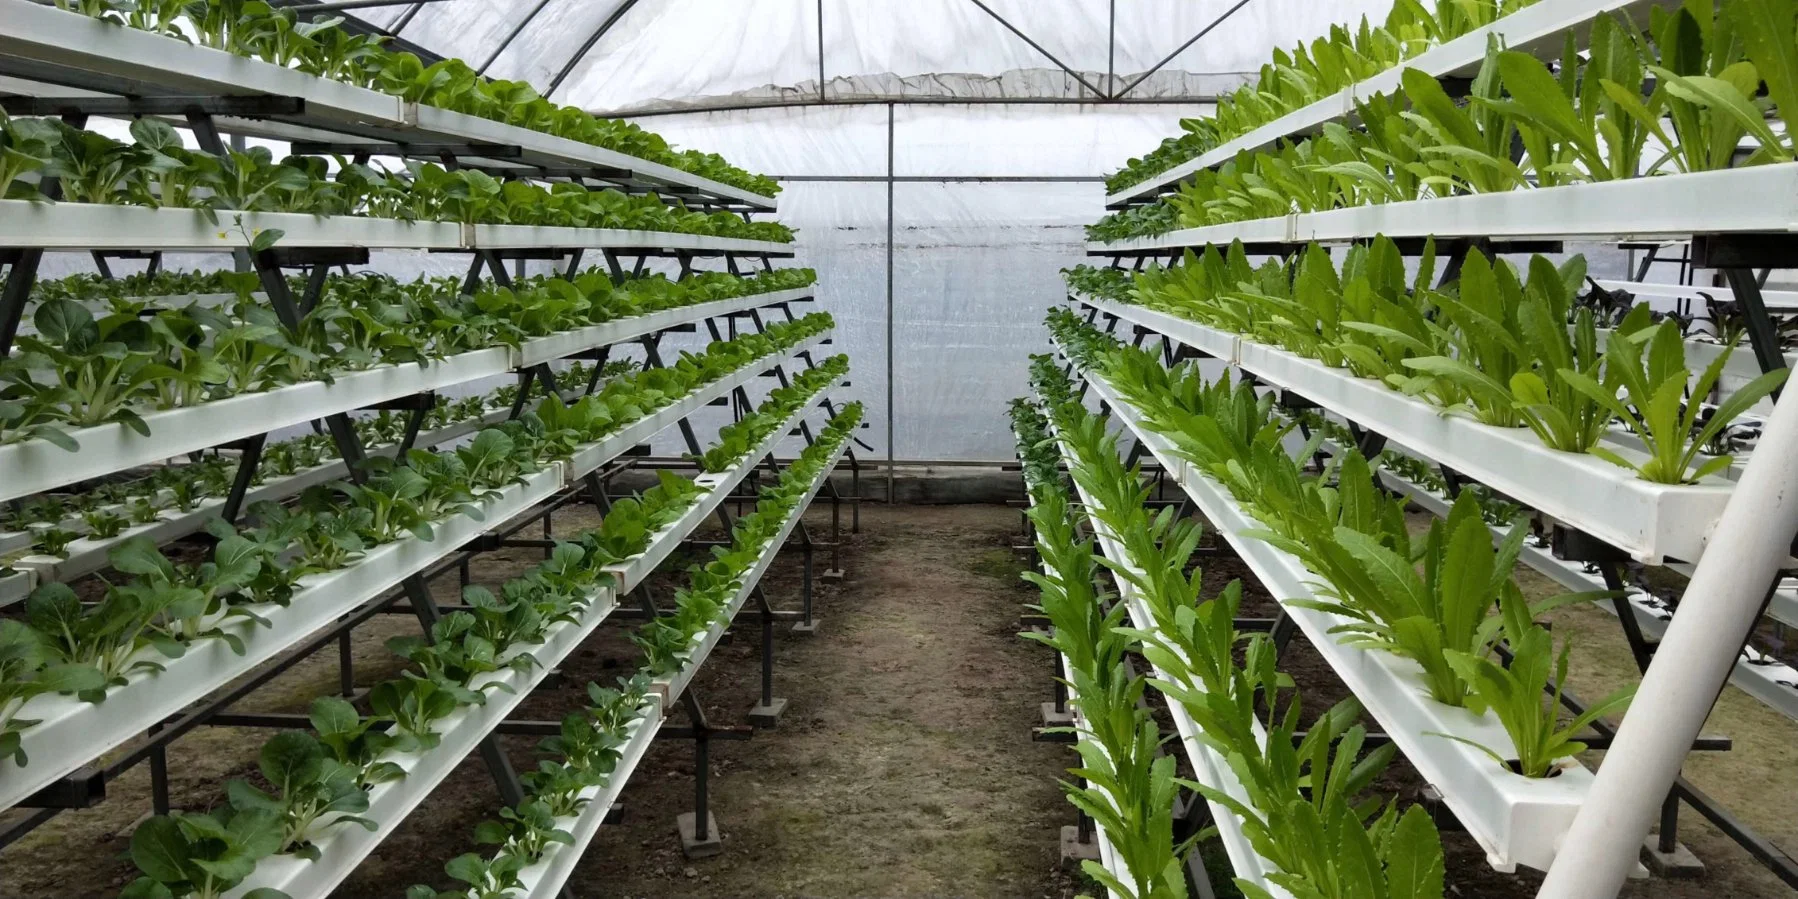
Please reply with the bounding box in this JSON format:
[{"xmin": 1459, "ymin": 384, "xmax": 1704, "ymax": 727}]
[{"xmin": 3, "ymin": 501, "xmax": 1797, "ymax": 897}]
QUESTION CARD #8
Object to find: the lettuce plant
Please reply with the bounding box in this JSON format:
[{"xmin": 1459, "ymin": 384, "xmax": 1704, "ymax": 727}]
[{"xmin": 1561, "ymin": 322, "xmax": 1788, "ymax": 483}]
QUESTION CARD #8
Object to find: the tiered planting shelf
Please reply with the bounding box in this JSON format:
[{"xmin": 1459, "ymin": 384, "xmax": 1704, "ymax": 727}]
[
  {"xmin": 1105, "ymin": 0, "xmax": 1668, "ymax": 208},
  {"xmin": 517, "ymin": 435, "xmax": 852, "ymax": 899},
  {"xmin": 0, "ymin": 199, "xmax": 795, "ymax": 256},
  {"xmin": 1065, "ymin": 355, "xmax": 1596, "ymax": 874},
  {"xmin": 0, "ymin": 0, "xmax": 777, "ymax": 210},
  {"xmin": 1037, "ymin": 398, "xmax": 1287, "ymax": 894},
  {"xmin": 1075, "ymin": 294, "xmax": 1735, "ymax": 565},
  {"xmin": 0, "ymin": 336, "xmax": 827, "ymax": 812},
  {"xmin": 1093, "ymin": 165, "xmax": 1798, "ymax": 256}
]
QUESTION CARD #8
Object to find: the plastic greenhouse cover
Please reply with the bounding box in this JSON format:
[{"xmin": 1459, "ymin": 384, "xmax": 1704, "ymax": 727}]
[{"xmin": 374, "ymin": 0, "xmax": 1399, "ymax": 113}]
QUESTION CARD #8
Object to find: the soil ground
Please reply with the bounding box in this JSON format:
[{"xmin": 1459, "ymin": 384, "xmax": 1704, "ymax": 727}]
[{"xmin": 2, "ymin": 501, "xmax": 1796, "ymax": 898}]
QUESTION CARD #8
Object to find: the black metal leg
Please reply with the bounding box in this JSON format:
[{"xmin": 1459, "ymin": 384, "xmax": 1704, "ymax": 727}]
[
  {"xmin": 322, "ymin": 413, "xmax": 371, "ymax": 485},
  {"xmin": 508, "ymin": 368, "xmax": 538, "ymax": 421},
  {"xmin": 338, "ymin": 632, "xmax": 355, "ymax": 697},
  {"xmin": 147, "ymin": 724, "xmax": 169, "ymax": 816},
  {"xmin": 1723, "ymin": 267, "xmax": 1789, "ymax": 393},
  {"xmin": 757, "ymin": 586, "xmax": 775, "ymax": 707},
  {"xmin": 395, "ymin": 400, "xmax": 432, "ymax": 457},
  {"xmin": 1598, "ymin": 562, "xmax": 1658, "ymax": 672},
  {"xmin": 218, "ymin": 434, "xmax": 267, "ymax": 524},
  {"xmin": 0, "ymin": 249, "xmax": 44, "ymax": 357}
]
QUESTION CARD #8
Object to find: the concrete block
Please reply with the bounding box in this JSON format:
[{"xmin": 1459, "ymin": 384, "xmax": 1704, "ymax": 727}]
[
  {"xmin": 1060, "ymin": 825, "xmax": 1100, "ymax": 869},
  {"xmin": 748, "ymin": 697, "xmax": 788, "ymax": 728},
  {"xmin": 678, "ymin": 811, "xmax": 723, "ymax": 859},
  {"xmin": 790, "ymin": 618, "xmax": 821, "ymax": 635},
  {"xmin": 1641, "ymin": 835, "xmax": 1704, "ymax": 878}
]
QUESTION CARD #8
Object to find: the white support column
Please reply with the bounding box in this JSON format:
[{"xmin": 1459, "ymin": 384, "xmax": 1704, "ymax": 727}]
[{"xmin": 1538, "ymin": 385, "xmax": 1798, "ymax": 898}]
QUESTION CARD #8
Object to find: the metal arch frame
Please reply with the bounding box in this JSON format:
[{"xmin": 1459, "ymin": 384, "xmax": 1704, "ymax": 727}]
[
  {"xmin": 1113, "ymin": 0, "xmax": 1258, "ymax": 100},
  {"xmin": 355, "ymin": 0, "xmax": 1256, "ymax": 111},
  {"xmin": 477, "ymin": 0, "xmax": 556, "ymax": 75},
  {"xmin": 269, "ymin": 0, "xmax": 445, "ymax": 62},
  {"xmin": 604, "ymin": 95, "xmax": 1229, "ymax": 119},
  {"xmin": 545, "ymin": 0, "xmax": 648, "ymax": 98},
  {"xmin": 962, "ymin": 0, "xmax": 1107, "ymax": 101}
]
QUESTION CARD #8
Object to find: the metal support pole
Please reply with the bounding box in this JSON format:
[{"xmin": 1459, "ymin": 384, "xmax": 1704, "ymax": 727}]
[
  {"xmin": 1539, "ymin": 385, "xmax": 1798, "ymax": 898},
  {"xmin": 147, "ymin": 724, "xmax": 169, "ymax": 816},
  {"xmin": 218, "ymin": 434, "xmax": 268, "ymax": 524},
  {"xmin": 885, "ymin": 101, "xmax": 896, "ymax": 505},
  {"xmin": 338, "ymin": 631, "xmax": 355, "ymax": 697},
  {"xmin": 758, "ymin": 586, "xmax": 775, "ymax": 707}
]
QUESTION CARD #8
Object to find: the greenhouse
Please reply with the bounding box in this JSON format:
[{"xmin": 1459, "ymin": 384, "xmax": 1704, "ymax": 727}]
[{"xmin": 0, "ymin": 0, "xmax": 1796, "ymax": 897}]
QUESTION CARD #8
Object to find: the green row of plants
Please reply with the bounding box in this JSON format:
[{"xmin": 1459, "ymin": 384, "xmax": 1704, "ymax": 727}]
[
  {"xmin": 1065, "ymin": 238, "xmax": 1786, "ymax": 484},
  {"xmin": 1295, "ymin": 411, "xmax": 1530, "ymax": 529},
  {"xmin": 1010, "ymin": 397, "xmax": 1195, "ymax": 899},
  {"xmin": 1094, "ymin": 0, "xmax": 1798, "ymax": 239},
  {"xmin": 693, "ymin": 355, "xmax": 850, "ymax": 473},
  {"xmin": 2, "ymin": 265, "xmax": 813, "ymax": 451},
  {"xmin": 1046, "ymin": 308, "xmax": 1633, "ymax": 782},
  {"xmin": 51, "ymin": 0, "xmax": 777, "ymax": 196},
  {"xmin": 30, "ymin": 268, "xmax": 260, "ymax": 304},
  {"xmin": 403, "ymin": 404, "xmax": 864, "ymax": 899},
  {"xmin": 1105, "ymin": 0, "xmax": 1540, "ymax": 192},
  {"xmin": 0, "ymin": 114, "xmax": 792, "ymax": 242},
  {"xmin": 117, "ymin": 436, "xmax": 731, "ymax": 899},
  {"xmin": 0, "ymin": 114, "xmax": 743, "ymax": 233},
  {"xmin": 632, "ymin": 404, "xmax": 864, "ymax": 676},
  {"xmin": 1025, "ymin": 357, "xmax": 1448, "ymax": 899},
  {"xmin": 0, "ymin": 313, "xmax": 835, "ymax": 767},
  {"xmin": 1, "ymin": 359, "xmax": 637, "ymax": 565}
]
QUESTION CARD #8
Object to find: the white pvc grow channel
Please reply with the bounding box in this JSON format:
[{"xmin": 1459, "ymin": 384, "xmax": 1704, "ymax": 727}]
[
  {"xmin": 0, "ymin": 466, "xmax": 564, "ymax": 812},
  {"xmin": 0, "ymin": 199, "xmax": 795, "ymax": 254},
  {"xmin": 0, "ymin": 348, "xmax": 512, "ymax": 504},
  {"xmin": 1370, "ymin": 462, "xmax": 1798, "ymax": 724},
  {"xmin": 1078, "ymin": 295, "xmax": 1735, "ymax": 565},
  {"xmin": 226, "ymin": 588, "xmax": 622, "ymax": 899},
  {"xmin": 511, "ymin": 710, "xmax": 664, "ymax": 899},
  {"xmin": 0, "ymin": 0, "xmax": 776, "ymax": 209},
  {"xmin": 603, "ymin": 372, "xmax": 843, "ymax": 592},
  {"xmin": 515, "ymin": 288, "xmax": 814, "ymax": 368},
  {"xmin": 650, "ymin": 436, "xmax": 851, "ymax": 709},
  {"xmin": 1091, "ymin": 165, "xmax": 1798, "ymax": 256},
  {"xmin": 1039, "ymin": 387, "xmax": 1289, "ymax": 897},
  {"xmin": 1078, "ymin": 364, "xmax": 1597, "ymax": 874},
  {"xmin": 1105, "ymin": 0, "xmax": 1665, "ymax": 206}
]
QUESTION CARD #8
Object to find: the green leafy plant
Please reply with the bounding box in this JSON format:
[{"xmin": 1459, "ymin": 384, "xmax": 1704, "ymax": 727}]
[
  {"xmin": 1561, "ymin": 322, "xmax": 1788, "ymax": 483},
  {"xmin": 225, "ymin": 731, "xmax": 377, "ymax": 858},
  {"xmin": 1437, "ymin": 591, "xmax": 1636, "ymax": 777}
]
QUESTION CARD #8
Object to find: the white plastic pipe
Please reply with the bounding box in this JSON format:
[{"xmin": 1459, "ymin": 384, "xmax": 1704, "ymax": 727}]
[{"xmin": 1538, "ymin": 384, "xmax": 1798, "ymax": 899}]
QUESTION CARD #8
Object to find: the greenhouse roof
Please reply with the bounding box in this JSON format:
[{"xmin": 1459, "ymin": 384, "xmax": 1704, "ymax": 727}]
[{"xmin": 304, "ymin": 0, "xmax": 1396, "ymax": 116}]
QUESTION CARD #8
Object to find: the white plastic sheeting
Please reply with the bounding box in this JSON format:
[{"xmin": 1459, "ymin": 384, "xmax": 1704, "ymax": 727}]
[
  {"xmin": 380, "ymin": 0, "xmax": 1399, "ymax": 112},
  {"xmin": 636, "ymin": 104, "xmax": 1189, "ymax": 462}
]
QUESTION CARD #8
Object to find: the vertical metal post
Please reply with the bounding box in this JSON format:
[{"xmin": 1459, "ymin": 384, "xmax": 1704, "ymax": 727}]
[
  {"xmin": 885, "ymin": 101, "xmax": 896, "ymax": 505},
  {"xmin": 218, "ymin": 434, "xmax": 267, "ymax": 525},
  {"xmin": 759, "ymin": 588, "xmax": 776, "ymax": 707},
  {"xmin": 148, "ymin": 723, "xmax": 170, "ymax": 816},
  {"xmin": 338, "ymin": 632, "xmax": 355, "ymax": 697},
  {"xmin": 816, "ymin": 0, "xmax": 826, "ymax": 101},
  {"xmin": 801, "ymin": 533, "xmax": 815, "ymax": 626},
  {"xmin": 1106, "ymin": 0, "xmax": 1116, "ymax": 97},
  {"xmin": 693, "ymin": 732, "xmax": 710, "ymax": 839}
]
